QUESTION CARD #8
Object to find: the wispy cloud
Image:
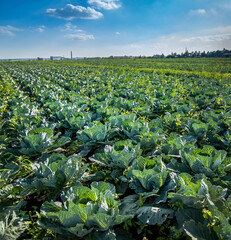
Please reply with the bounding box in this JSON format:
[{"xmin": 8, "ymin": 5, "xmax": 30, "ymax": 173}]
[
  {"xmin": 88, "ymin": 0, "xmax": 121, "ymax": 10},
  {"xmin": 152, "ymin": 25, "xmax": 231, "ymax": 54},
  {"xmin": 189, "ymin": 9, "xmax": 206, "ymax": 15},
  {"xmin": 116, "ymin": 31, "xmax": 120, "ymax": 35},
  {"xmin": 0, "ymin": 25, "xmax": 22, "ymax": 36},
  {"xmin": 36, "ymin": 25, "xmax": 46, "ymax": 32},
  {"xmin": 61, "ymin": 22, "xmax": 83, "ymax": 32},
  {"xmin": 180, "ymin": 25, "xmax": 231, "ymax": 44},
  {"xmin": 46, "ymin": 4, "xmax": 103, "ymax": 20},
  {"xmin": 181, "ymin": 34, "xmax": 231, "ymax": 43},
  {"xmin": 65, "ymin": 33, "xmax": 95, "ymax": 41},
  {"xmin": 211, "ymin": 25, "xmax": 231, "ymax": 34},
  {"xmin": 29, "ymin": 25, "xmax": 46, "ymax": 33},
  {"xmin": 62, "ymin": 23, "xmax": 94, "ymax": 40},
  {"xmin": 218, "ymin": 1, "xmax": 231, "ymax": 11}
]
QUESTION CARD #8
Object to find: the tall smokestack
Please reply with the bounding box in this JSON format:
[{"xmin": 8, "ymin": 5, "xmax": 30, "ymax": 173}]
[{"xmin": 71, "ymin": 51, "xmax": 73, "ymax": 60}]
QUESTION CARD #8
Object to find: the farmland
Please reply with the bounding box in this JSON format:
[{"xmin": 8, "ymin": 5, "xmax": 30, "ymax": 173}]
[{"xmin": 0, "ymin": 58, "xmax": 231, "ymax": 240}]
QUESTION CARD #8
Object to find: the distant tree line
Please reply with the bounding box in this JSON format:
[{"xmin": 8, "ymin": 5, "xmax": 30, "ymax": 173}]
[
  {"xmin": 164, "ymin": 48, "xmax": 231, "ymax": 58},
  {"xmin": 104, "ymin": 49, "xmax": 231, "ymax": 59}
]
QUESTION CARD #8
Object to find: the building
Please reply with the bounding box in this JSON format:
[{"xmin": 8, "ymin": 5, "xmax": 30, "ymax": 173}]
[
  {"xmin": 50, "ymin": 56, "xmax": 64, "ymax": 60},
  {"xmin": 223, "ymin": 53, "xmax": 231, "ymax": 58}
]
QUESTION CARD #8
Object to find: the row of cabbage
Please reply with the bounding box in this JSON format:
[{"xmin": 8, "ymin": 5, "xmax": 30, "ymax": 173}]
[
  {"xmin": 0, "ymin": 61, "xmax": 231, "ymax": 240},
  {"xmin": 72, "ymin": 58, "xmax": 231, "ymax": 74}
]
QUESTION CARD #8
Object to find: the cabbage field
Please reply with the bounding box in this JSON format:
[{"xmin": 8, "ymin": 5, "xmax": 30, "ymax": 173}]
[{"xmin": 0, "ymin": 58, "xmax": 231, "ymax": 240}]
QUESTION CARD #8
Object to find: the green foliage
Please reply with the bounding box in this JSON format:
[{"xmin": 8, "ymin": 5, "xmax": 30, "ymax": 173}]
[
  {"xmin": 18, "ymin": 154, "xmax": 87, "ymax": 197},
  {"xmin": 39, "ymin": 182, "xmax": 133, "ymax": 238},
  {"xmin": 0, "ymin": 58, "xmax": 231, "ymax": 240},
  {"xmin": 0, "ymin": 210, "xmax": 28, "ymax": 240},
  {"xmin": 94, "ymin": 143, "xmax": 142, "ymax": 169},
  {"xmin": 136, "ymin": 206, "xmax": 174, "ymax": 225},
  {"xmin": 20, "ymin": 129, "xmax": 70, "ymax": 157}
]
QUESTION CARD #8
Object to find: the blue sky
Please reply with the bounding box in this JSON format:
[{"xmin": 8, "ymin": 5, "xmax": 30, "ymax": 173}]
[{"xmin": 0, "ymin": 0, "xmax": 231, "ymax": 58}]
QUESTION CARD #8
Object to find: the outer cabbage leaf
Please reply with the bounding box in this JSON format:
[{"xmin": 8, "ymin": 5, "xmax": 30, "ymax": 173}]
[
  {"xmin": 183, "ymin": 220, "xmax": 218, "ymax": 240},
  {"xmin": 136, "ymin": 206, "xmax": 174, "ymax": 225},
  {"xmin": 0, "ymin": 210, "xmax": 28, "ymax": 240}
]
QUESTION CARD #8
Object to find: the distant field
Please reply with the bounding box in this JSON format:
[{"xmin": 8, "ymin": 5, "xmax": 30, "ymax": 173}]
[
  {"xmin": 71, "ymin": 57, "xmax": 231, "ymax": 73},
  {"xmin": 0, "ymin": 58, "xmax": 231, "ymax": 240}
]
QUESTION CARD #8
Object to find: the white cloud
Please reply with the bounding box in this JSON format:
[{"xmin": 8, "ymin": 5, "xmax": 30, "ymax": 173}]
[
  {"xmin": 116, "ymin": 31, "xmax": 120, "ymax": 35},
  {"xmin": 36, "ymin": 25, "xmax": 46, "ymax": 32},
  {"xmin": 62, "ymin": 23, "xmax": 93, "ymax": 41},
  {"xmin": 211, "ymin": 25, "xmax": 231, "ymax": 34},
  {"xmin": 218, "ymin": 1, "xmax": 231, "ymax": 11},
  {"xmin": 88, "ymin": 0, "xmax": 121, "ymax": 10},
  {"xmin": 181, "ymin": 34, "xmax": 231, "ymax": 43},
  {"xmin": 152, "ymin": 25, "xmax": 231, "ymax": 54},
  {"xmin": 29, "ymin": 25, "xmax": 46, "ymax": 33},
  {"xmin": 37, "ymin": 28, "xmax": 44, "ymax": 32},
  {"xmin": 65, "ymin": 33, "xmax": 95, "ymax": 41},
  {"xmin": 189, "ymin": 9, "xmax": 206, "ymax": 15},
  {"xmin": 46, "ymin": 4, "xmax": 103, "ymax": 20},
  {"xmin": 61, "ymin": 22, "xmax": 83, "ymax": 32},
  {"xmin": 0, "ymin": 25, "xmax": 22, "ymax": 36}
]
